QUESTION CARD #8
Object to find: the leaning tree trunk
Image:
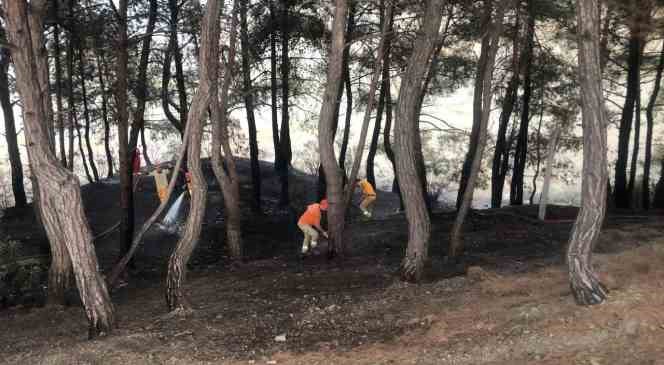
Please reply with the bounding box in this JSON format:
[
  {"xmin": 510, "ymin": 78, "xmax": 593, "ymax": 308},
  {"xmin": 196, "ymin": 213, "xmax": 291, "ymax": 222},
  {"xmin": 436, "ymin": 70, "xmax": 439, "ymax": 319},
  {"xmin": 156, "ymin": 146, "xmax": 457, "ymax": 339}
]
[
  {"xmin": 510, "ymin": 1, "xmax": 535, "ymax": 206},
  {"xmin": 643, "ymin": 39, "xmax": 664, "ymax": 209},
  {"xmin": 66, "ymin": 17, "xmax": 76, "ymax": 172},
  {"xmin": 538, "ymin": 124, "xmax": 562, "ymax": 220},
  {"xmin": 529, "ymin": 91, "xmax": 545, "ymax": 205},
  {"xmin": 0, "ymin": 47, "xmax": 27, "ymax": 208},
  {"xmin": 166, "ymin": 0, "xmax": 219, "ymax": 311},
  {"xmin": 319, "ymin": 0, "xmax": 349, "ymax": 258},
  {"xmin": 5, "ymin": 0, "xmax": 115, "ymax": 335},
  {"xmin": 614, "ymin": 29, "xmax": 640, "ymax": 209},
  {"xmin": 449, "ymin": 0, "xmax": 504, "ymax": 260},
  {"xmin": 395, "ymin": 0, "xmax": 445, "ymax": 282},
  {"xmin": 211, "ymin": 0, "xmax": 243, "ymax": 260},
  {"xmin": 338, "ymin": 2, "xmax": 355, "ymax": 178},
  {"xmin": 566, "ymin": 0, "xmax": 609, "ymax": 306},
  {"xmin": 78, "ymin": 46, "xmax": 100, "ymax": 182},
  {"xmin": 241, "ymin": 0, "xmax": 261, "ymax": 211}
]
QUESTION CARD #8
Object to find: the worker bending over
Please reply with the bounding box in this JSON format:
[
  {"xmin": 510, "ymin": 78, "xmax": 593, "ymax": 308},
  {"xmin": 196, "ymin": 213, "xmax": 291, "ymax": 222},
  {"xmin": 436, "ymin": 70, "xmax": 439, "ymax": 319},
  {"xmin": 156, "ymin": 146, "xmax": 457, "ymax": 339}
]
[
  {"xmin": 298, "ymin": 199, "xmax": 329, "ymax": 254},
  {"xmin": 356, "ymin": 178, "xmax": 376, "ymax": 218}
]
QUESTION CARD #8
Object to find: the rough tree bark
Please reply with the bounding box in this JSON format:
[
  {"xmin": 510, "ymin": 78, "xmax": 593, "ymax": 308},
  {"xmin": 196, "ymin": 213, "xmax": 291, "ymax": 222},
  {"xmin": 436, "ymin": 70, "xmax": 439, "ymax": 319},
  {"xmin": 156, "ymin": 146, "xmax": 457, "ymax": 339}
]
[
  {"xmin": 241, "ymin": 0, "xmax": 262, "ymax": 211},
  {"xmin": 0, "ymin": 46, "xmax": 28, "ymax": 208},
  {"xmin": 5, "ymin": 0, "xmax": 115, "ymax": 336},
  {"xmin": 614, "ymin": 26, "xmax": 641, "ymax": 209},
  {"xmin": 566, "ymin": 0, "xmax": 609, "ymax": 306},
  {"xmin": 394, "ymin": 0, "xmax": 445, "ymax": 282},
  {"xmin": 210, "ymin": 0, "xmax": 244, "ymax": 260},
  {"xmin": 510, "ymin": 0, "xmax": 534, "ymax": 206},
  {"xmin": 75, "ymin": 113, "xmax": 94, "ymax": 183},
  {"xmin": 449, "ymin": 0, "xmax": 504, "ymax": 260},
  {"xmin": 166, "ymin": 0, "xmax": 219, "ymax": 311},
  {"xmin": 319, "ymin": 0, "xmax": 349, "ymax": 258},
  {"xmin": 643, "ymin": 39, "xmax": 664, "ymax": 209}
]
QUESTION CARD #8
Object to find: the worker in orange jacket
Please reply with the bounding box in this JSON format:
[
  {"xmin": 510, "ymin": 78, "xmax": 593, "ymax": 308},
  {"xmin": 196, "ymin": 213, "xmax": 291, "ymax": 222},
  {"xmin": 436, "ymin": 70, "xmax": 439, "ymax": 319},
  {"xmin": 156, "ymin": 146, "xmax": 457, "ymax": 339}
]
[
  {"xmin": 298, "ymin": 199, "xmax": 329, "ymax": 254},
  {"xmin": 356, "ymin": 178, "xmax": 376, "ymax": 218}
]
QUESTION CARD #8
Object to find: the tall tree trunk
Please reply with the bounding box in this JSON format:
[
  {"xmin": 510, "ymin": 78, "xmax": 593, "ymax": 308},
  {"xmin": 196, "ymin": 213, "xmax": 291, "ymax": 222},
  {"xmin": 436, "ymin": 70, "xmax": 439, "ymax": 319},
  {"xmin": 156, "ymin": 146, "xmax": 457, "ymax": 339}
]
[
  {"xmin": 337, "ymin": 2, "xmax": 355, "ymax": 178},
  {"xmin": 394, "ymin": 0, "xmax": 445, "ymax": 281},
  {"xmin": 78, "ymin": 47, "xmax": 100, "ymax": 182},
  {"xmin": 319, "ymin": 0, "xmax": 349, "ymax": 258},
  {"xmin": 5, "ymin": 0, "xmax": 115, "ymax": 335},
  {"xmin": 241, "ymin": 0, "xmax": 261, "ymax": 211},
  {"xmin": 529, "ymin": 94, "xmax": 544, "ymax": 205},
  {"xmin": 449, "ymin": 0, "xmax": 504, "ymax": 260},
  {"xmin": 269, "ymin": 0, "xmax": 280, "ymax": 167},
  {"xmin": 66, "ymin": 6, "xmax": 75, "ymax": 172},
  {"xmin": 53, "ymin": 7, "xmax": 67, "ymax": 168},
  {"xmin": 365, "ymin": 0, "xmax": 392, "ymax": 188},
  {"xmin": 140, "ymin": 126, "xmax": 152, "ymax": 167},
  {"xmin": 643, "ymin": 40, "xmax": 664, "ymax": 209},
  {"xmin": 567, "ymin": 0, "xmax": 609, "ymax": 305},
  {"xmin": 510, "ymin": 1, "xmax": 535, "ymax": 206},
  {"xmin": 343, "ymin": 0, "xmax": 391, "ymax": 214},
  {"xmin": 166, "ymin": 0, "xmax": 219, "ymax": 311},
  {"xmin": 211, "ymin": 0, "xmax": 243, "ymax": 260},
  {"xmin": 276, "ymin": 0, "xmax": 292, "ymax": 206},
  {"xmin": 162, "ymin": 0, "xmax": 188, "ymax": 139},
  {"xmin": 0, "ymin": 48, "xmax": 28, "ymax": 208},
  {"xmin": 614, "ymin": 29, "xmax": 641, "ymax": 208},
  {"xmin": 129, "ymin": 0, "xmax": 158, "ymax": 151},
  {"xmin": 653, "ymin": 158, "xmax": 664, "ymax": 209},
  {"xmin": 75, "ymin": 113, "xmax": 94, "ymax": 183},
  {"xmin": 95, "ymin": 50, "xmax": 114, "ymax": 178},
  {"xmin": 628, "ymin": 42, "xmax": 643, "ymax": 207},
  {"xmin": 115, "ymin": 0, "xmax": 134, "ymax": 272},
  {"xmin": 491, "ymin": 10, "xmax": 521, "ymax": 208},
  {"xmin": 538, "ymin": 124, "xmax": 562, "ymax": 220}
]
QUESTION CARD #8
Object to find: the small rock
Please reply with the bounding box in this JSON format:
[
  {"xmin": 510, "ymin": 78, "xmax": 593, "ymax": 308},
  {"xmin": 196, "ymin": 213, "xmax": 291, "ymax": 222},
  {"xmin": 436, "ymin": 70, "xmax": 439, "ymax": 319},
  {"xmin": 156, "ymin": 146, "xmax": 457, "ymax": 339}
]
[
  {"xmin": 622, "ymin": 319, "xmax": 640, "ymax": 336},
  {"xmin": 274, "ymin": 334, "xmax": 287, "ymax": 342},
  {"xmin": 588, "ymin": 356, "xmax": 603, "ymax": 365}
]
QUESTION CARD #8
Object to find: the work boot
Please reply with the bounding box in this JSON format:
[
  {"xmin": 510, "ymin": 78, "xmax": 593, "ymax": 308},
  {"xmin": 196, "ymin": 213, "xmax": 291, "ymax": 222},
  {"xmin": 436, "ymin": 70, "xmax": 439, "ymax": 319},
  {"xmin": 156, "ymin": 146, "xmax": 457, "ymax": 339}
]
[
  {"xmin": 302, "ymin": 244, "xmax": 309, "ymax": 254},
  {"xmin": 311, "ymin": 240, "xmax": 318, "ymax": 249}
]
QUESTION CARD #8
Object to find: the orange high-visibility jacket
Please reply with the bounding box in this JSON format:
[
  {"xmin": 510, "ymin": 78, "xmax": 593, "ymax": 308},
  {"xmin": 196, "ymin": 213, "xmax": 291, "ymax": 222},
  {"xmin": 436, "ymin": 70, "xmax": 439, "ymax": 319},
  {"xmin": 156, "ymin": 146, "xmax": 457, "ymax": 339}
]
[
  {"xmin": 358, "ymin": 179, "xmax": 376, "ymax": 196},
  {"xmin": 298, "ymin": 203, "xmax": 322, "ymax": 228}
]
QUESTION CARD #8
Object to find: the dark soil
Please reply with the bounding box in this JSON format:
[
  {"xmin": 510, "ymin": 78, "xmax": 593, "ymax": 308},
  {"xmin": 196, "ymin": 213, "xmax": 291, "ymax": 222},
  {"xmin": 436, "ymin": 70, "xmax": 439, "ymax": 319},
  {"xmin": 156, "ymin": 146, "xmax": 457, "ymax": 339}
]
[{"xmin": 1, "ymin": 159, "xmax": 664, "ymax": 364}]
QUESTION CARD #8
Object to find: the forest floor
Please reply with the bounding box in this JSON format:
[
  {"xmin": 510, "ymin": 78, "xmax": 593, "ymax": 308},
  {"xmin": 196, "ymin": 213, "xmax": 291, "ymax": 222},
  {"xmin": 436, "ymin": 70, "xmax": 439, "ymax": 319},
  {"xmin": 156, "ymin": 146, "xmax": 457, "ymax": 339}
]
[{"xmin": 1, "ymin": 161, "xmax": 664, "ymax": 364}]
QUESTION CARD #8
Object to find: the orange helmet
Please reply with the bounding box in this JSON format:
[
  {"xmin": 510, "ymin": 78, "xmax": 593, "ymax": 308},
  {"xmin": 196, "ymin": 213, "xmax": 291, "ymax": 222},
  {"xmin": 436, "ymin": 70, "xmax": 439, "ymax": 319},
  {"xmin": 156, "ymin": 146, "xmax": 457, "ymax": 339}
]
[{"xmin": 320, "ymin": 199, "xmax": 329, "ymax": 210}]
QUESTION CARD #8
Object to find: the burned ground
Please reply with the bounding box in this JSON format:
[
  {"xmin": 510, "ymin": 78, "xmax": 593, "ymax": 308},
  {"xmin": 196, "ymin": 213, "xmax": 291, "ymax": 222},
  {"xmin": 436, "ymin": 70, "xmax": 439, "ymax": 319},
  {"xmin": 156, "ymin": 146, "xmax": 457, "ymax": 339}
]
[{"xmin": 1, "ymin": 160, "xmax": 663, "ymax": 364}]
